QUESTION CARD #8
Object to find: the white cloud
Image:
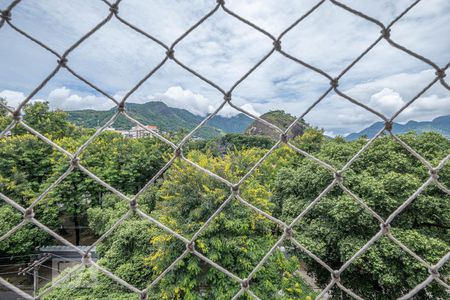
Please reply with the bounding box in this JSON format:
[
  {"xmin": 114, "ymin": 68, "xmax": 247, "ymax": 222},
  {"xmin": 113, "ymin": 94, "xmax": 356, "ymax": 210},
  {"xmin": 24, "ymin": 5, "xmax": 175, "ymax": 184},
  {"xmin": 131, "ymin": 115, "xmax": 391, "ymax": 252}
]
[
  {"xmin": 301, "ymin": 68, "xmax": 449, "ymax": 135},
  {"xmin": 0, "ymin": 1, "xmax": 448, "ymax": 133},
  {"xmin": 324, "ymin": 130, "xmax": 338, "ymax": 138},
  {"xmin": 47, "ymin": 87, "xmax": 115, "ymax": 111},
  {"xmin": 368, "ymin": 88, "xmax": 405, "ymax": 115},
  {"xmin": 400, "ymin": 94, "xmax": 450, "ymax": 122},
  {"xmin": 239, "ymin": 103, "xmax": 260, "ymax": 117},
  {"xmin": 153, "ymin": 86, "xmax": 214, "ymax": 117},
  {"xmin": 48, "ymin": 87, "xmax": 71, "ymax": 103},
  {"xmin": 147, "ymin": 86, "xmax": 259, "ymax": 118},
  {"xmin": 0, "ymin": 90, "xmax": 26, "ymax": 109}
]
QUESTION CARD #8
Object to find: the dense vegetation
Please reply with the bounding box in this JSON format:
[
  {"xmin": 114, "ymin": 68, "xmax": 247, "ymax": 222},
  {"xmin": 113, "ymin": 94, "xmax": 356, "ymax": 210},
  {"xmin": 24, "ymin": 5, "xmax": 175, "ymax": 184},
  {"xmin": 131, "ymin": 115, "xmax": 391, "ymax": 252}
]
[
  {"xmin": 0, "ymin": 101, "xmax": 449, "ymax": 299},
  {"xmin": 0, "ymin": 101, "xmax": 170, "ymax": 252},
  {"xmin": 273, "ymin": 130, "xmax": 450, "ymax": 299}
]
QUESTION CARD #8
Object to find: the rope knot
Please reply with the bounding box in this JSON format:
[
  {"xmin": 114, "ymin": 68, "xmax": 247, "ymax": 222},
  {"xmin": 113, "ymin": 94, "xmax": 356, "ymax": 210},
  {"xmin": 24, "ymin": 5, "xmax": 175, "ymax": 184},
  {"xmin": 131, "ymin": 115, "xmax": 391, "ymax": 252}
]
[
  {"xmin": 57, "ymin": 57, "xmax": 68, "ymax": 68},
  {"xmin": 384, "ymin": 121, "xmax": 393, "ymax": 131},
  {"xmin": 330, "ymin": 78, "xmax": 339, "ymax": 88},
  {"xmin": 224, "ymin": 92, "xmax": 232, "ymax": 102},
  {"xmin": 12, "ymin": 110, "xmax": 21, "ymax": 121},
  {"xmin": 428, "ymin": 266, "xmax": 439, "ymax": 278},
  {"xmin": 381, "ymin": 28, "xmax": 391, "ymax": 39},
  {"xmin": 216, "ymin": 0, "xmax": 225, "ymax": 5},
  {"xmin": 186, "ymin": 241, "xmax": 195, "ymax": 252},
  {"xmin": 380, "ymin": 222, "xmax": 390, "ymax": 234},
  {"xmin": 334, "ymin": 171, "xmax": 342, "ymax": 183},
  {"xmin": 332, "ymin": 270, "xmax": 340, "ymax": 281},
  {"xmin": 109, "ymin": 3, "xmax": 119, "ymax": 14},
  {"xmin": 71, "ymin": 157, "xmax": 80, "ymax": 168},
  {"xmin": 166, "ymin": 49, "xmax": 175, "ymax": 59},
  {"xmin": 284, "ymin": 227, "xmax": 293, "ymax": 238},
  {"xmin": 1, "ymin": 10, "xmax": 11, "ymax": 21},
  {"xmin": 428, "ymin": 168, "xmax": 438, "ymax": 180},
  {"xmin": 140, "ymin": 291, "xmax": 148, "ymax": 300},
  {"xmin": 23, "ymin": 208, "xmax": 34, "ymax": 219},
  {"xmin": 435, "ymin": 69, "xmax": 446, "ymax": 79},
  {"xmin": 280, "ymin": 133, "xmax": 288, "ymax": 143},
  {"xmin": 231, "ymin": 184, "xmax": 239, "ymax": 194},
  {"xmin": 82, "ymin": 253, "xmax": 92, "ymax": 266},
  {"xmin": 118, "ymin": 102, "xmax": 125, "ymax": 113},
  {"xmin": 241, "ymin": 279, "xmax": 249, "ymax": 290},
  {"xmin": 129, "ymin": 199, "xmax": 138, "ymax": 210},
  {"xmin": 273, "ymin": 40, "xmax": 282, "ymax": 51},
  {"xmin": 174, "ymin": 147, "xmax": 182, "ymax": 158}
]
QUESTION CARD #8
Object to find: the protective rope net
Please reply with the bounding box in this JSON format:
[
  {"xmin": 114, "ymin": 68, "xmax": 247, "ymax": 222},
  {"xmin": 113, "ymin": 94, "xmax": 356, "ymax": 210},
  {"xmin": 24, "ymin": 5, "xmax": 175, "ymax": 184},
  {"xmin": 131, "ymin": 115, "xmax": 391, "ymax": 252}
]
[{"xmin": 0, "ymin": 0, "xmax": 449, "ymax": 299}]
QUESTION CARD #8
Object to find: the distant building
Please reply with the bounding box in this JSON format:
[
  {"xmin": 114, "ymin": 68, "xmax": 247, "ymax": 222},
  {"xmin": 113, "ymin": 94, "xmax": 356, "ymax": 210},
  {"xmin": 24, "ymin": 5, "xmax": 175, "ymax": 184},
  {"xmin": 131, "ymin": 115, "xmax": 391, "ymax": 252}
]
[{"xmin": 121, "ymin": 125, "xmax": 159, "ymax": 138}]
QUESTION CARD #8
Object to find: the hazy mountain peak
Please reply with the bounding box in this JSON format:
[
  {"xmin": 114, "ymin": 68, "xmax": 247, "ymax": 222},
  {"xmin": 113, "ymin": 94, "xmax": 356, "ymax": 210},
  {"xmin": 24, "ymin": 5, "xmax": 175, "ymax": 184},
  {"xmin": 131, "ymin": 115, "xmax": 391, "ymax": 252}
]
[{"xmin": 346, "ymin": 115, "xmax": 450, "ymax": 140}]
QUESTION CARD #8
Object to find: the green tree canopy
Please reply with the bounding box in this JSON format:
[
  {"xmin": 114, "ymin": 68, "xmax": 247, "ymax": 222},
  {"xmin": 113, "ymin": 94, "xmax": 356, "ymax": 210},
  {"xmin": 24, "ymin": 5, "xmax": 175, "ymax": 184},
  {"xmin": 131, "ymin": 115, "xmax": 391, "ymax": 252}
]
[
  {"xmin": 43, "ymin": 149, "xmax": 316, "ymax": 300},
  {"xmin": 273, "ymin": 132, "xmax": 450, "ymax": 299}
]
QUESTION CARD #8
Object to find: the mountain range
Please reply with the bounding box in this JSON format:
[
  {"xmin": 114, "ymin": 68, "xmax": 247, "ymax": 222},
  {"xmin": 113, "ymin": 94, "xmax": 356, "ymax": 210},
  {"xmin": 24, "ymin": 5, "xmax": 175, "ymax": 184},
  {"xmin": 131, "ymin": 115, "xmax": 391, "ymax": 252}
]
[
  {"xmin": 66, "ymin": 102, "xmax": 450, "ymax": 140},
  {"xmin": 346, "ymin": 115, "xmax": 450, "ymax": 140},
  {"xmin": 67, "ymin": 101, "xmax": 253, "ymax": 139}
]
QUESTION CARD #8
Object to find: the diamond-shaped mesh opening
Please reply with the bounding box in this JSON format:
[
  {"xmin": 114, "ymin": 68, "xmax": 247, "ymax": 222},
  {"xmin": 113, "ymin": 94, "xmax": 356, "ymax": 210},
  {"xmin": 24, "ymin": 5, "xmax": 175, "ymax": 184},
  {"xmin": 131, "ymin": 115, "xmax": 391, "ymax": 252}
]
[
  {"xmin": 145, "ymin": 157, "xmax": 230, "ymax": 238},
  {"xmin": 8, "ymin": 1, "xmax": 107, "ymax": 54},
  {"xmin": 118, "ymin": 61, "xmax": 246, "ymax": 146},
  {"xmin": 68, "ymin": 18, "xmax": 167, "ymax": 92},
  {"xmin": 77, "ymin": 128, "xmax": 172, "ymax": 196},
  {"xmin": 93, "ymin": 213, "xmax": 184, "ymax": 291},
  {"xmin": 337, "ymin": 38, "xmax": 435, "ymax": 92},
  {"xmin": 0, "ymin": 217, "xmax": 90, "ymax": 298},
  {"xmin": 338, "ymin": 236, "xmax": 441, "ymax": 299},
  {"xmin": 280, "ymin": 0, "xmax": 380, "ymax": 76},
  {"xmin": 383, "ymin": 0, "xmax": 450, "ymax": 67},
  {"xmin": 223, "ymin": 0, "xmax": 320, "ymax": 37},
  {"xmin": 150, "ymin": 255, "xmax": 241, "ymax": 300},
  {"xmin": 0, "ymin": 207, "xmax": 56, "ymax": 257},
  {"xmin": 0, "ymin": 129, "xmax": 67, "ymax": 208},
  {"xmin": 388, "ymin": 185, "xmax": 449, "ymax": 263},
  {"xmin": 230, "ymin": 51, "xmax": 331, "ymax": 121},
  {"xmin": 173, "ymin": 9, "xmax": 273, "ymax": 89},
  {"xmin": 117, "ymin": 0, "xmax": 213, "ymax": 46},
  {"xmin": 343, "ymin": 134, "xmax": 431, "ymax": 219},
  {"xmin": 186, "ymin": 138, "xmax": 278, "ymax": 184},
  {"xmin": 302, "ymin": 91, "xmax": 382, "ymax": 146},
  {"xmin": 271, "ymin": 159, "xmax": 334, "ymax": 224},
  {"xmin": 0, "ymin": 26, "xmax": 56, "ymax": 104},
  {"xmin": 1, "ymin": 0, "xmax": 449, "ymax": 299},
  {"xmin": 193, "ymin": 197, "xmax": 281, "ymax": 278},
  {"xmin": 290, "ymin": 189, "xmax": 380, "ymax": 268},
  {"xmin": 40, "ymin": 266, "xmax": 140, "ymax": 300},
  {"xmin": 248, "ymin": 239, "xmax": 319, "ymax": 299}
]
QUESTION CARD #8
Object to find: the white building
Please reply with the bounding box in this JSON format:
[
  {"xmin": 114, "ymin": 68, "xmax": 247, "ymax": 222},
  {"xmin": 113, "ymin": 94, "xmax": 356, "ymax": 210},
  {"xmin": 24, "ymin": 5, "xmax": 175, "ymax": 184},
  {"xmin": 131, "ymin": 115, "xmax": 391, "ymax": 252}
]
[{"xmin": 121, "ymin": 125, "xmax": 159, "ymax": 138}]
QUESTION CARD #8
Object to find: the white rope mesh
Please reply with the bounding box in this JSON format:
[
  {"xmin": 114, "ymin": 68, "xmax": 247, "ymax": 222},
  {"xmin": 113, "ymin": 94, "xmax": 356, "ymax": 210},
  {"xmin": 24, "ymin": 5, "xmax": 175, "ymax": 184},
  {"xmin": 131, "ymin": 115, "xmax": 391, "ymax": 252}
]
[{"xmin": 0, "ymin": 0, "xmax": 449, "ymax": 299}]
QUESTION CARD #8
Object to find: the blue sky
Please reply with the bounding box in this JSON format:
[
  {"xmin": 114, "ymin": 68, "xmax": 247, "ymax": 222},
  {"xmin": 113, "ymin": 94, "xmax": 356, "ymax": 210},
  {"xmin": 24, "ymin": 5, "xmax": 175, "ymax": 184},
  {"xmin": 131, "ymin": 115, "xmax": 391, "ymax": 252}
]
[{"xmin": 0, "ymin": 0, "xmax": 449, "ymax": 135}]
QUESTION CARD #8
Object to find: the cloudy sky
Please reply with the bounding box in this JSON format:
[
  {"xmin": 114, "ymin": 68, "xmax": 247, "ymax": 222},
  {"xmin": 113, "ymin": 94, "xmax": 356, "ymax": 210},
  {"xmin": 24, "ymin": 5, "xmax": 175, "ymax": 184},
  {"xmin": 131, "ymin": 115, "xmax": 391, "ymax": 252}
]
[{"xmin": 0, "ymin": 0, "xmax": 449, "ymax": 135}]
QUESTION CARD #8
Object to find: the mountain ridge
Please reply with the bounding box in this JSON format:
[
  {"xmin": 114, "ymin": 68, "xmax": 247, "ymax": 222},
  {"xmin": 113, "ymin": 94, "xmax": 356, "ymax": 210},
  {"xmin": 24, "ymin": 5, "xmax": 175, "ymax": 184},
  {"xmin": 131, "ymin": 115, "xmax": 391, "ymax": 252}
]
[
  {"xmin": 66, "ymin": 101, "xmax": 253, "ymax": 139},
  {"xmin": 346, "ymin": 115, "xmax": 450, "ymax": 140}
]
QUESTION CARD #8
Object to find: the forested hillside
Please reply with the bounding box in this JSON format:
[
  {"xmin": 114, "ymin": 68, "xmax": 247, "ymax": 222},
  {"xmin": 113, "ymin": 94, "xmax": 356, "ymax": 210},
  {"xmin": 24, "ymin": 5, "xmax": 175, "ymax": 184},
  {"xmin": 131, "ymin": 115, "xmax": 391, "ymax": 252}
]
[{"xmin": 67, "ymin": 101, "xmax": 253, "ymax": 139}]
